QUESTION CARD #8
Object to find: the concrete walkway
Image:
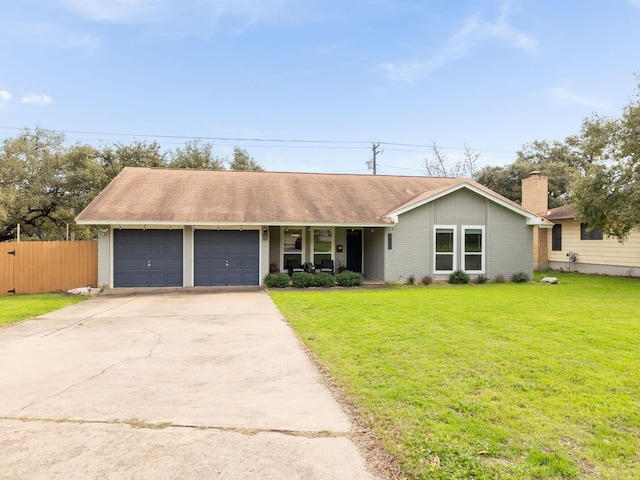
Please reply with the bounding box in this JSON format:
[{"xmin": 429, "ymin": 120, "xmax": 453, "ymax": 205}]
[{"xmin": 0, "ymin": 291, "xmax": 380, "ymax": 479}]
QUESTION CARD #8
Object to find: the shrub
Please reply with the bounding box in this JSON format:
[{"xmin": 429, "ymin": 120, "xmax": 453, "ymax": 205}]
[
  {"xmin": 264, "ymin": 273, "xmax": 290, "ymax": 288},
  {"xmin": 511, "ymin": 271, "xmax": 530, "ymax": 283},
  {"xmin": 421, "ymin": 275, "xmax": 433, "ymax": 286},
  {"xmin": 335, "ymin": 270, "xmax": 363, "ymax": 287},
  {"xmin": 291, "ymin": 272, "xmax": 315, "ymax": 288},
  {"xmin": 407, "ymin": 274, "xmax": 416, "ymax": 285},
  {"xmin": 475, "ymin": 275, "xmax": 488, "ymax": 284},
  {"xmin": 311, "ymin": 273, "xmax": 334, "ymax": 288},
  {"xmin": 494, "ymin": 274, "xmax": 506, "ymax": 283},
  {"xmin": 449, "ymin": 269, "xmax": 470, "ymax": 285}
]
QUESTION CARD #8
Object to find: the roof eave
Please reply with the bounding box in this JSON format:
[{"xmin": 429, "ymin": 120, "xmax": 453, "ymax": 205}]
[{"xmin": 75, "ymin": 219, "xmax": 394, "ymax": 227}]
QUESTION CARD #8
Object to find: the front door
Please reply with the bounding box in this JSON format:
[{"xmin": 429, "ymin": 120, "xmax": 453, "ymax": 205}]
[{"xmin": 346, "ymin": 229, "xmax": 363, "ymax": 273}]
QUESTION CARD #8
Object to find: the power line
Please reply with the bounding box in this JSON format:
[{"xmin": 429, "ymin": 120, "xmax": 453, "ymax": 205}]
[
  {"xmin": 0, "ymin": 126, "xmax": 374, "ymax": 145},
  {"xmin": 0, "ymin": 125, "xmax": 519, "ymax": 156},
  {"xmin": 377, "ymin": 163, "xmax": 425, "ymax": 173}
]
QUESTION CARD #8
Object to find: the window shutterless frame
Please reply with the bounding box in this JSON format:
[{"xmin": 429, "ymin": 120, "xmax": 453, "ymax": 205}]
[
  {"xmin": 462, "ymin": 225, "xmax": 485, "ymax": 274},
  {"xmin": 433, "ymin": 225, "xmax": 456, "ymax": 274},
  {"xmin": 312, "ymin": 227, "xmax": 334, "ymax": 267},
  {"xmin": 281, "ymin": 227, "xmax": 305, "ymax": 272}
]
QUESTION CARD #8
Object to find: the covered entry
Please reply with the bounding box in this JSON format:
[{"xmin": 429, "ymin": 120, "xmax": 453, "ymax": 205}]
[
  {"xmin": 114, "ymin": 229, "xmax": 183, "ymax": 287},
  {"xmin": 194, "ymin": 230, "xmax": 259, "ymax": 286}
]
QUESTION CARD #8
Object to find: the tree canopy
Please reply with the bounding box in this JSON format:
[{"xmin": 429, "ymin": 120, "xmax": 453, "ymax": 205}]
[
  {"xmin": 0, "ymin": 128, "xmax": 264, "ymax": 242},
  {"xmin": 473, "ymin": 140, "xmax": 585, "ymax": 208},
  {"xmin": 474, "ymin": 79, "xmax": 640, "ymax": 241},
  {"xmin": 228, "ymin": 147, "xmax": 264, "ymax": 171},
  {"xmin": 570, "ymin": 85, "xmax": 640, "ymax": 241}
]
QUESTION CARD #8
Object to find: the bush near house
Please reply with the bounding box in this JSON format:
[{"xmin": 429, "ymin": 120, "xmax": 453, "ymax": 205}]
[
  {"xmin": 263, "ymin": 273, "xmax": 291, "ymax": 288},
  {"xmin": 421, "ymin": 275, "xmax": 433, "ymax": 285},
  {"xmin": 311, "ymin": 273, "xmax": 335, "ymax": 288},
  {"xmin": 335, "ymin": 270, "xmax": 363, "ymax": 287},
  {"xmin": 291, "ymin": 272, "xmax": 315, "ymax": 288},
  {"xmin": 511, "ymin": 271, "xmax": 530, "ymax": 283},
  {"xmin": 264, "ymin": 272, "xmax": 336, "ymax": 289},
  {"xmin": 448, "ymin": 269, "xmax": 470, "ymax": 284}
]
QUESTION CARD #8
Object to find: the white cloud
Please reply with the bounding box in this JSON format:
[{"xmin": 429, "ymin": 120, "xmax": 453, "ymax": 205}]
[
  {"xmin": 0, "ymin": 90, "xmax": 12, "ymax": 109},
  {"xmin": 22, "ymin": 92, "xmax": 53, "ymax": 106},
  {"xmin": 382, "ymin": 0, "xmax": 536, "ymax": 83},
  {"xmin": 547, "ymin": 86, "xmax": 605, "ymax": 109},
  {"xmin": 629, "ymin": 0, "xmax": 640, "ymax": 8}
]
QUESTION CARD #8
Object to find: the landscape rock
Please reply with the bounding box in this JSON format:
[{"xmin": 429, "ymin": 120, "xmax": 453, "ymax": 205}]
[
  {"xmin": 540, "ymin": 277, "xmax": 559, "ymax": 284},
  {"xmin": 67, "ymin": 286, "xmax": 100, "ymax": 296}
]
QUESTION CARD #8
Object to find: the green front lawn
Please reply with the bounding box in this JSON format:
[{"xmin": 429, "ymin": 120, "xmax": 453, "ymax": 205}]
[
  {"xmin": 0, "ymin": 294, "xmax": 87, "ymax": 328},
  {"xmin": 270, "ymin": 273, "xmax": 640, "ymax": 479}
]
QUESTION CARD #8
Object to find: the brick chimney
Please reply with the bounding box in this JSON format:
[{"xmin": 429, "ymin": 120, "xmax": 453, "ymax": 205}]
[
  {"xmin": 521, "ymin": 171, "xmax": 548, "ymax": 215},
  {"xmin": 521, "ymin": 171, "xmax": 549, "ymax": 271}
]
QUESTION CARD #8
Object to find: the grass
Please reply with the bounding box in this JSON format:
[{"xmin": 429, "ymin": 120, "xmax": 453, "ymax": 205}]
[
  {"xmin": 270, "ymin": 273, "xmax": 640, "ymax": 479},
  {"xmin": 0, "ymin": 293, "xmax": 87, "ymax": 328}
]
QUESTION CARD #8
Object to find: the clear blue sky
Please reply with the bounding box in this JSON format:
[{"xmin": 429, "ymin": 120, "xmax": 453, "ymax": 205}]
[{"xmin": 1, "ymin": 0, "xmax": 639, "ymax": 175}]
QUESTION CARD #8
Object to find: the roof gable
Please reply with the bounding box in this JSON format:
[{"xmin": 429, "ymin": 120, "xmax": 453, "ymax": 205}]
[
  {"xmin": 386, "ymin": 182, "xmax": 543, "ymax": 225},
  {"xmin": 76, "ymin": 168, "xmax": 541, "ymax": 226}
]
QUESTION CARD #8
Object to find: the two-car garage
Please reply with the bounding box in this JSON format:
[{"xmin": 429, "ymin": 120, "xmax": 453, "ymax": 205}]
[{"xmin": 113, "ymin": 229, "xmax": 259, "ymax": 287}]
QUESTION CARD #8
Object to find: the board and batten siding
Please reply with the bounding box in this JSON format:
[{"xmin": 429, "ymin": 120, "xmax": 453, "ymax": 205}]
[
  {"xmin": 548, "ymin": 220, "xmax": 640, "ymax": 276},
  {"xmin": 433, "ymin": 189, "xmax": 488, "ymax": 225},
  {"xmin": 363, "ymin": 227, "xmax": 385, "ymax": 281}
]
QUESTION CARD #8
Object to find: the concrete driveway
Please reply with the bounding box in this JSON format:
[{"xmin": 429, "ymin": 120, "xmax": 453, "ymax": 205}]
[{"xmin": 0, "ymin": 291, "xmax": 380, "ymax": 479}]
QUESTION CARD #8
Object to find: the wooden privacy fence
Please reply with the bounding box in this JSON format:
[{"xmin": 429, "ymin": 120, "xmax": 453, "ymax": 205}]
[{"xmin": 0, "ymin": 241, "xmax": 98, "ymax": 296}]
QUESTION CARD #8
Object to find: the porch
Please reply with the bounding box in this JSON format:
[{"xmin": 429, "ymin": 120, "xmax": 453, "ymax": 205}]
[{"xmin": 265, "ymin": 225, "xmax": 387, "ymax": 281}]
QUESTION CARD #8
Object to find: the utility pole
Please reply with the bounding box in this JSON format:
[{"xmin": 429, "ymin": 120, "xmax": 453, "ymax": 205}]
[{"xmin": 368, "ymin": 143, "xmax": 382, "ymax": 175}]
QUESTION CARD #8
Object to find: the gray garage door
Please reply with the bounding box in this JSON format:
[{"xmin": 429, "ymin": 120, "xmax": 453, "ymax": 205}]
[
  {"xmin": 114, "ymin": 229, "xmax": 183, "ymax": 287},
  {"xmin": 194, "ymin": 230, "xmax": 259, "ymax": 286}
]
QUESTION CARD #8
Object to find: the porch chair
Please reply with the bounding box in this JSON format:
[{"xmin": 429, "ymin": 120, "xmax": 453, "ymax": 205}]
[
  {"xmin": 320, "ymin": 259, "xmax": 334, "ymax": 275},
  {"xmin": 287, "ymin": 259, "xmax": 305, "ymax": 276}
]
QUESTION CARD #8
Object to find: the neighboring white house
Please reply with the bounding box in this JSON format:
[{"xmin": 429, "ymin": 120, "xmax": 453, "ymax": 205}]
[
  {"xmin": 546, "ymin": 205, "xmax": 640, "ymax": 277},
  {"xmin": 521, "ymin": 172, "xmax": 640, "ymax": 277}
]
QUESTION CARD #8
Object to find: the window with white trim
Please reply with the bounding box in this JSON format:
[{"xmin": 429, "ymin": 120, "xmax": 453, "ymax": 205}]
[
  {"xmin": 462, "ymin": 226, "xmax": 485, "ymax": 273},
  {"xmin": 312, "ymin": 228, "xmax": 333, "ymax": 267},
  {"xmin": 434, "ymin": 226, "xmax": 456, "ymax": 273},
  {"xmin": 282, "ymin": 227, "xmax": 304, "ymax": 270}
]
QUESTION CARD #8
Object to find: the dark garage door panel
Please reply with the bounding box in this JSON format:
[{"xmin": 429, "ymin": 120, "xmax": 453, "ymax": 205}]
[
  {"xmin": 194, "ymin": 230, "xmax": 259, "ymax": 286},
  {"xmin": 114, "ymin": 230, "xmax": 183, "ymax": 287}
]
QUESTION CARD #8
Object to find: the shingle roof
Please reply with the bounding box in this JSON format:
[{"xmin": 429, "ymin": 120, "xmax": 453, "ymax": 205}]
[
  {"xmin": 545, "ymin": 205, "xmax": 576, "ymax": 221},
  {"xmin": 76, "ymin": 167, "xmax": 538, "ymax": 225}
]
